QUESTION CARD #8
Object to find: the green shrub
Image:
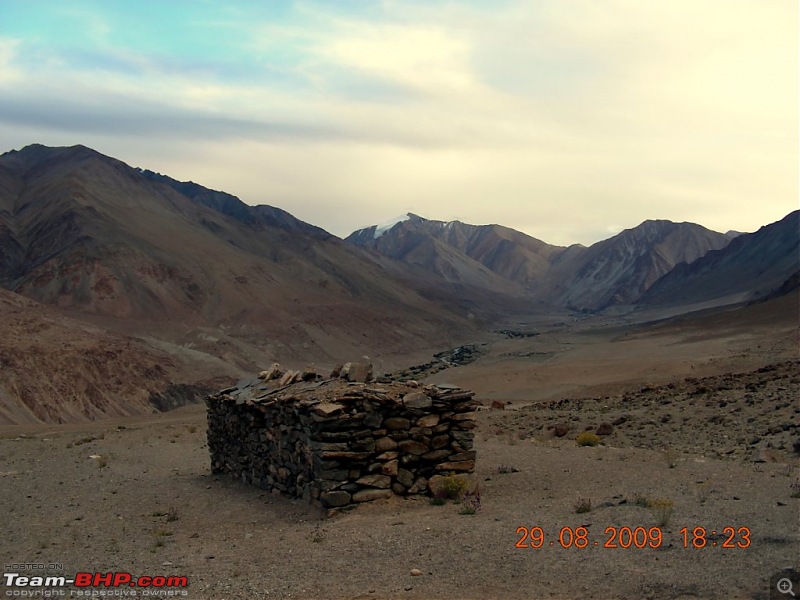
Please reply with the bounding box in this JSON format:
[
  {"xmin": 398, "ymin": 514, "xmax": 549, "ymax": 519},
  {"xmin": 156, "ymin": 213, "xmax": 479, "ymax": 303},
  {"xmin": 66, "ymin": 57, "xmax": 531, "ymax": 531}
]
[
  {"xmin": 576, "ymin": 432, "xmax": 601, "ymax": 447},
  {"xmin": 649, "ymin": 498, "xmax": 674, "ymax": 527},
  {"xmin": 433, "ymin": 474, "xmax": 471, "ymax": 500}
]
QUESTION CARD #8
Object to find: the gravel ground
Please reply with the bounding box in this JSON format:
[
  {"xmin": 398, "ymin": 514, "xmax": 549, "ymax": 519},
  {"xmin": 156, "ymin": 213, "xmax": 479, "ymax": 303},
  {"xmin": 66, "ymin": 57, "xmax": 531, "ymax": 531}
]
[{"xmin": 1, "ymin": 362, "xmax": 798, "ymax": 600}]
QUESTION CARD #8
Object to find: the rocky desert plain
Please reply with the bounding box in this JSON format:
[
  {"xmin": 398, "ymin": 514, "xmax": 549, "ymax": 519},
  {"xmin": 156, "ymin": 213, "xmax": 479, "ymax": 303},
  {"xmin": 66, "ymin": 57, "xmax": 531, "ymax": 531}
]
[{"xmin": 1, "ymin": 292, "xmax": 798, "ymax": 600}]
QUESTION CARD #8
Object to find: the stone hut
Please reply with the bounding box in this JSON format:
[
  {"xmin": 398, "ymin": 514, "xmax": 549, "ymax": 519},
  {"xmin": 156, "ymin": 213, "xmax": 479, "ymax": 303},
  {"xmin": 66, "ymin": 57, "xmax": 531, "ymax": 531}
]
[{"xmin": 206, "ymin": 362, "xmax": 478, "ymax": 509}]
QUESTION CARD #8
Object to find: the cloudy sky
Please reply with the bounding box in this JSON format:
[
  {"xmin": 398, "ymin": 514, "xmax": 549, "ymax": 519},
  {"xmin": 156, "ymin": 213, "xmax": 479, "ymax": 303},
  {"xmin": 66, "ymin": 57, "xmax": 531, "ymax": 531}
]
[{"xmin": 0, "ymin": 1, "xmax": 796, "ymax": 245}]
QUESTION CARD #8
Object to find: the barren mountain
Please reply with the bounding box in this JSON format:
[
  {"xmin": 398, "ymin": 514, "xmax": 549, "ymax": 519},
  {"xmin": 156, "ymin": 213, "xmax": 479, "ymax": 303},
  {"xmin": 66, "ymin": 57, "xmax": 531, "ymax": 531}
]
[
  {"xmin": 0, "ymin": 145, "xmax": 489, "ymax": 423},
  {"xmin": 538, "ymin": 220, "xmax": 732, "ymax": 311},
  {"xmin": 138, "ymin": 169, "xmax": 332, "ymax": 239},
  {"xmin": 348, "ymin": 214, "xmax": 736, "ymax": 311},
  {"xmin": 0, "ymin": 288, "xmax": 218, "ymax": 425},
  {"xmin": 640, "ymin": 210, "xmax": 800, "ymax": 307},
  {"xmin": 2, "ymin": 144, "xmax": 795, "ymax": 426},
  {"xmin": 0, "ymin": 145, "xmax": 474, "ymax": 340},
  {"xmin": 347, "ymin": 213, "xmax": 564, "ymax": 291}
]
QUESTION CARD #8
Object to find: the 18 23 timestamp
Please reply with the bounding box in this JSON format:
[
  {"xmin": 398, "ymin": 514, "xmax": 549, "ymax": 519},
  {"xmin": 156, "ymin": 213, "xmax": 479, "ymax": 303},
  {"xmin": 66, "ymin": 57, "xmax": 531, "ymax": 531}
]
[{"xmin": 515, "ymin": 526, "xmax": 751, "ymax": 549}]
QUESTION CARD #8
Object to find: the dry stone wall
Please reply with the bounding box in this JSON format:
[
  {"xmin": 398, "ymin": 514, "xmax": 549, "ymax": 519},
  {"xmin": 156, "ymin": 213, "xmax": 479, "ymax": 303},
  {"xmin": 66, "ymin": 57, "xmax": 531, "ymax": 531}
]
[{"xmin": 206, "ymin": 363, "xmax": 477, "ymax": 510}]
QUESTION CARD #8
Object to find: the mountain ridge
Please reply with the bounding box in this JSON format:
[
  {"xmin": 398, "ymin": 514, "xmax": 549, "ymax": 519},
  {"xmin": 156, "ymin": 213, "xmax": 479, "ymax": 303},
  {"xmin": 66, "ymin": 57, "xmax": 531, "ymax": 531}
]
[
  {"xmin": 347, "ymin": 212, "xmax": 564, "ymax": 292},
  {"xmin": 347, "ymin": 212, "xmax": 737, "ymax": 309},
  {"xmin": 1, "ymin": 143, "xmax": 797, "ymax": 424},
  {"xmin": 538, "ymin": 219, "xmax": 733, "ymax": 310},
  {"xmin": 0, "ymin": 143, "xmax": 477, "ymax": 360},
  {"xmin": 640, "ymin": 210, "xmax": 800, "ymax": 307}
]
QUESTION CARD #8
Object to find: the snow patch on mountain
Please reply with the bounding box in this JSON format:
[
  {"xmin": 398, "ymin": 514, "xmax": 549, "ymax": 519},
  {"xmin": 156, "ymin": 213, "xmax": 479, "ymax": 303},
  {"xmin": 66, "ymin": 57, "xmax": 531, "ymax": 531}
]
[{"xmin": 374, "ymin": 213, "xmax": 411, "ymax": 239}]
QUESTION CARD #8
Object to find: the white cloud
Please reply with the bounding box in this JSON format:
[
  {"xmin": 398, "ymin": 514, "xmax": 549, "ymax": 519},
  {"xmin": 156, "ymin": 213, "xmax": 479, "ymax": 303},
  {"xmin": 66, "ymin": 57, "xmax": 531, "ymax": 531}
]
[
  {"xmin": 0, "ymin": 37, "xmax": 22, "ymax": 83},
  {"xmin": 1, "ymin": 1, "xmax": 796, "ymax": 245}
]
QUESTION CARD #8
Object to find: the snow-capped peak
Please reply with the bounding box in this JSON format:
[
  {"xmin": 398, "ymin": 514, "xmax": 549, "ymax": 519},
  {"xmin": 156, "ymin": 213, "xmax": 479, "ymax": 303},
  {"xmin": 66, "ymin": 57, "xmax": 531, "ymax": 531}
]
[{"xmin": 374, "ymin": 213, "xmax": 411, "ymax": 239}]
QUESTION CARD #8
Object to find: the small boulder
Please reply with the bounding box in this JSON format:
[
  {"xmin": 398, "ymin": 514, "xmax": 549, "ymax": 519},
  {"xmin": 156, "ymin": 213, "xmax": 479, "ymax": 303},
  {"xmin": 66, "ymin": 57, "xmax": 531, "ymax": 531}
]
[
  {"xmin": 381, "ymin": 460, "xmax": 399, "ymax": 477},
  {"xmin": 752, "ymin": 448, "xmax": 780, "ymax": 463},
  {"xmin": 375, "ymin": 437, "xmax": 399, "ymax": 452},
  {"xmin": 352, "ymin": 489, "xmax": 392, "ymax": 503},
  {"xmin": 553, "ymin": 423, "xmax": 570, "ymax": 437},
  {"xmin": 403, "ymin": 392, "xmax": 432, "ymax": 409},
  {"xmin": 384, "ymin": 417, "xmax": 411, "ymax": 430},
  {"xmin": 408, "ymin": 477, "xmax": 428, "ymax": 494},
  {"xmin": 258, "ymin": 363, "xmax": 284, "ymax": 381},
  {"xmin": 356, "ymin": 474, "xmax": 392, "ymax": 489},
  {"xmin": 319, "ymin": 490, "xmax": 351, "ymax": 507},
  {"xmin": 398, "ymin": 440, "xmax": 429, "ymax": 455},
  {"xmin": 300, "ymin": 368, "xmax": 318, "ymax": 381},
  {"xmin": 596, "ymin": 422, "xmax": 614, "ymax": 436},
  {"xmin": 397, "ymin": 469, "xmax": 414, "ymax": 488},
  {"xmin": 434, "ymin": 460, "xmax": 475, "ymax": 472},
  {"xmin": 341, "ymin": 361, "xmax": 373, "ymax": 383},
  {"xmin": 278, "ymin": 370, "xmax": 299, "ymax": 386}
]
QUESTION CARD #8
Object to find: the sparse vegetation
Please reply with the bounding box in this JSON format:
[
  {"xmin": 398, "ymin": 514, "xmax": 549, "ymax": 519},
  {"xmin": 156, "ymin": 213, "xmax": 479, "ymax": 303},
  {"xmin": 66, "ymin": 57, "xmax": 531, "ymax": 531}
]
[
  {"xmin": 696, "ymin": 482, "xmax": 713, "ymax": 504},
  {"xmin": 310, "ymin": 524, "xmax": 327, "ymax": 543},
  {"xmin": 576, "ymin": 432, "xmax": 600, "ymax": 447},
  {"xmin": 497, "ymin": 464, "xmax": 519, "ymax": 475},
  {"xmin": 663, "ymin": 449, "xmax": 680, "ymax": 468},
  {"xmin": 151, "ymin": 530, "xmax": 173, "ymax": 549},
  {"xmin": 790, "ymin": 480, "xmax": 800, "ymax": 499},
  {"xmin": 459, "ymin": 488, "xmax": 482, "ymax": 515},
  {"xmin": 431, "ymin": 474, "xmax": 471, "ymax": 501},
  {"xmin": 151, "ymin": 507, "xmax": 179, "ymax": 522},
  {"xmin": 648, "ymin": 498, "xmax": 674, "ymax": 527},
  {"xmin": 574, "ymin": 498, "xmax": 592, "ymax": 514}
]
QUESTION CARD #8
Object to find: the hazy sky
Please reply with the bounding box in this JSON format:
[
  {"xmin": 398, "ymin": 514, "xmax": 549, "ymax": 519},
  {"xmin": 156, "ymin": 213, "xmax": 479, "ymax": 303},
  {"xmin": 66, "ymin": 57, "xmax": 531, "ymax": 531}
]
[{"xmin": 0, "ymin": 1, "xmax": 796, "ymax": 245}]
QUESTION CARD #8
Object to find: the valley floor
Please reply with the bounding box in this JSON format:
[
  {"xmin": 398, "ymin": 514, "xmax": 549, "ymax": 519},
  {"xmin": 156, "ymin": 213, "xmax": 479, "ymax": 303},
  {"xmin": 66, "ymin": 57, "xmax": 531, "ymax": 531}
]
[{"xmin": 1, "ymin": 299, "xmax": 798, "ymax": 599}]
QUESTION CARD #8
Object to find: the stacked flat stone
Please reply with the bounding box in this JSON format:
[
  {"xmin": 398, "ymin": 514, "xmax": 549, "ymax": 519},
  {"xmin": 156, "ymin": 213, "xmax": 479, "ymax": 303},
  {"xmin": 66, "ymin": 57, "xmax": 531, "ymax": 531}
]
[{"xmin": 206, "ymin": 365, "xmax": 477, "ymax": 509}]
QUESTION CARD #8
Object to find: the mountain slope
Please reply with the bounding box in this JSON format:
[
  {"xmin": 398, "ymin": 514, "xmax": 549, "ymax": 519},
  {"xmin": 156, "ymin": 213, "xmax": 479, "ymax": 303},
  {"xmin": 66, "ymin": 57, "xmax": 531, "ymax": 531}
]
[
  {"xmin": 138, "ymin": 169, "xmax": 331, "ymax": 239},
  {"xmin": 537, "ymin": 220, "xmax": 732, "ymax": 310},
  {"xmin": 640, "ymin": 211, "xmax": 800, "ymax": 307},
  {"xmin": 347, "ymin": 213, "xmax": 564, "ymax": 292},
  {"xmin": 0, "ymin": 145, "xmax": 475, "ymax": 370},
  {"xmin": 0, "ymin": 289, "xmax": 217, "ymax": 425},
  {"xmin": 349, "ymin": 214, "xmax": 734, "ymax": 311}
]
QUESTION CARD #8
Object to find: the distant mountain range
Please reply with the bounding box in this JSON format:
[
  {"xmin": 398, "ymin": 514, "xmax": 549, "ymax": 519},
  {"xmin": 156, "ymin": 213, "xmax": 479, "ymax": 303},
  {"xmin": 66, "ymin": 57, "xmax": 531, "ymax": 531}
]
[
  {"xmin": 347, "ymin": 211, "xmax": 795, "ymax": 311},
  {"xmin": 0, "ymin": 144, "xmax": 472, "ymax": 339},
  {"xmin": 347, "ymin": 213, "xmax": 560, "ymax": 290},
  {"xmin": 640, "ymin": 210, "xmax": 799, "ymax": 306},
  {"xmin": 0, "ymin": 143, "xmax": 797, "ymax": 424},
  {"xmin": 535, "ymin": 220, "xmax": 732, "ymax": 310}
]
